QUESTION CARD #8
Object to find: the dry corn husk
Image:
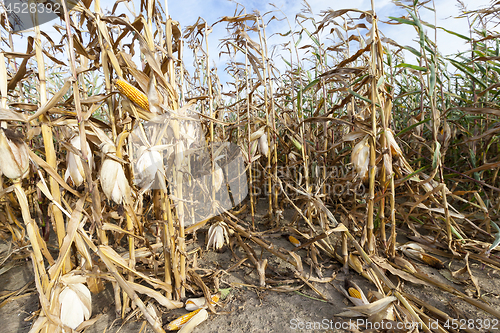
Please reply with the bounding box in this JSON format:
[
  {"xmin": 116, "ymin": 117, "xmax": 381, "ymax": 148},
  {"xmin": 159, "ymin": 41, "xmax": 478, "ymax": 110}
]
[
  {"xmin": 249, "ymin": 126, "xmax": 265, "ymax": 142},
  {"xmin": 206, "ymin": 222, "xmax": 229, "ymax": 251},
  {"xmin": 351, "ymin": 135, "xmax": 370, "ymax": 182},
  {"xmin": 336, "ymin": 296, "xmax": 397, "ymax": 319},
  {"xmin": 59, "ymin": 283, "xmax": 92, "ymax": 330},
  {"xmin": 65, "ymin": 135, "xmax": 93, "ymax": 187},
  {"xmin": 385, "ymin": 129, "xmax": 402, "ymax": 158},
  {"xmin": 178, "ymin": 309, "xmax": 208, "ymax": 333},
  {"xmin": 212, "ymin": 166, "xmax": 224, "ymax": 192},
  {"xmin": 258, "ymin": 133, "xmax": 268, "ymax": 156},
  {"xmin": 339, "ymin": 280, "xmax": 370, "ymax": 307},
  {"xmin": 398, "ymin": 243, "xmax": 444, "ymax": 268},
  {"xmin": 100, "ymin": 144, "xmax": 131, "ymax": 205},
  {"xmin": 0, "ymin": 128, "xmax": 29, "ymax": 179},
  {"xmin": 147, "ymin": 303, "xmax": 162, "ymax": 326},
  {"xmin": 134, "ymin": 146, "xmax": 164, "ymax": 190},
  {"xmin": 185, "ymin": 294, "xmax": 219, "ymax": 311},
  {"xmin": 183, "ymin": 122, "xmax": 198, "ymax": 148}
]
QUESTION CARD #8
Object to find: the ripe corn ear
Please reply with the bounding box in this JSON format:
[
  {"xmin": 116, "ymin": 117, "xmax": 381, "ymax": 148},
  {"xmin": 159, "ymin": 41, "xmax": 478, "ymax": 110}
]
[
  {"xmin": 166, "ymin": 309, "xmax": 202, "ymax": 330},
  {"xmin": 348, "ymin": 287, "xmax": 362, "ymax": 300},
  {"xmin": 115, "ymin": 79, "xmax": 150, "ymax": 111},
  {"xmin": 288, "ymin": 235, "xmax": 301, "ymax": 247}
]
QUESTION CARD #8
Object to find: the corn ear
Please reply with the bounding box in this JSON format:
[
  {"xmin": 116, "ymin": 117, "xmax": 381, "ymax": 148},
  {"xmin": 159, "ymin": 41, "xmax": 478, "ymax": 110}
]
[
  {"xmin": 351, "ymin": 135, "xmax": 370, "ymax": 182},
  {"xmin": 288, "ymin": 235, "xmax": 301, "ymax": 247},
  {"xmin": 115, "ymin": 79, "xmax": 150, "ymax": 111},
  {"xmin": 166, "ymin": 309, "xmax": 202, "ymax": 331},
  {"xmin": 185, "ymin": 294, "xmax": 219, "ymax": 311},
  {"xmin": 348, "ymin": 287, "xmax": 362, "ymax": 300},
  {"xmin": 178, "ymin": 309, "xmax": 208, "ymax": 333}
]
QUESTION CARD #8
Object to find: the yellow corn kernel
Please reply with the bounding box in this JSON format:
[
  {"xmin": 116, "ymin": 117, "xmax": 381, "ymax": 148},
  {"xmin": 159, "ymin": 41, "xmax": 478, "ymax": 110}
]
[
  {"xmin": 348, "ymin": 287, "xmax": 362, "ymax": 300},
  {"xmin": 115, "ymin": 79, "xmax": 150, "ymax": 111},
  {"xmin": 166, "ymin": 309, "xmax": 201, "ymax": 331},
  {"xmin": 288, "ymin": 235, "xmax": 301, "ymax": 247}
]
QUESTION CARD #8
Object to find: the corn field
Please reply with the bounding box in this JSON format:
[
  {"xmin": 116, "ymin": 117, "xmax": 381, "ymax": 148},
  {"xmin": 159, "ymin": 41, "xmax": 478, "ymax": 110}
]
[{"xmin": 0, "ymin": 0, "xmax": 500, "ymax": 332}]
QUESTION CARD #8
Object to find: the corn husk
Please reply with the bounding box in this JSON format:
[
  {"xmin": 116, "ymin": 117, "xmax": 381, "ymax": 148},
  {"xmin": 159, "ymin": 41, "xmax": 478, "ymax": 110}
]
[
  {"xmin": 351, "ymin": 135, "xmax": 370, "ymax": 182},
  {"xmin": 385, "ymin": 129, "xmax": 402, "ymax": 158},
  {"xmin": 258, "ymin": 133, "xmax": 268, "ymax": 156},
  {"xmin": 178, "ymin": 309, "xmax": 208, "ymax": 333},
  {"xmin": 100, "ymin": 158, "xmax": 130, "ymax": 205},
  {"xmin": 185, "ymin": 294, "xmax": 219, "ymax": 311},
  {"xmin": 398, "ymin": 243, "xmax": 444, "ymax": 268},
  {"xmin": 166, "ymin": 309, "xmax": 202, "ymax": 331},
  {"xmin": 59, "ymin": 283, "xmax": 92, "ymax": 330},
  {"xmin": 206, "ymin": 222, "xmax": 229, "ymax": 251},
  {"xmin": 134, "ymin": 146, "xmax": 164, "ymax": 190},
  {"xmin": 0, "ymin": 128, "xmax": 29, "ymax": 179},
  {"xmin": 213, "ymin": 166, "xmax": 224, "ymax": 192},
  {"xmin": 336, "ymin": 295, "xmax": 396, "ymax": 317},
  {"xmin": 65, "ymin": 135, "xmax": 93, "ymax": 187}
]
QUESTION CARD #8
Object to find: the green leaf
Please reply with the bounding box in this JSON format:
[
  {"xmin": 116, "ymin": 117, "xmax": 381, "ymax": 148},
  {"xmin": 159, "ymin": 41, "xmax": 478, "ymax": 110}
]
[
  {"xmin": 401, "ymin": 166, "xmax": 428, "ymax": 183},
  {"xmin": 377, "ymin": 75, "xmax": 385, "ymax": 88},
  {"xmin": 395, "ymin": 63, "xmax": 428, "ymax": 72},
  {"xmin": 403, "ymin": 45, "xmax": 422, "ymax": 58},
  {"xmin": 432, "ymin": 141, "xmax": 441, "ymax": 170},
  {"xmin": 219, "ymin": 288, "xmax": 232, "ymax": 300},
  {"xmin": 409, "ymin": 11, "xmax": 425, "ymax": 50},
  {"xmin": 277, "ymin": 30, "xmax": 292, "ymax": 37},
  {"xmin": 438, "ymin": 27, "xmax": 471, "ymax": 41},
  {"xmin": 290, "ymin": 137, "xmax": 303, "ymax": 152},
  {"xmin": 448, "ymin": 58, "xmax": 488, "ymax": 89},
  {"xmin": 295, "ymin": 32, "xmax": 303, "ymax": 47},
  {"xmin": 303, "ymin": 78, "xmax": 320, "ymax": 93},
  {"xmin": 396, "ymin": 118, "xmax": 430, "ymax": 137},
  {"xmin": 388, "ymin": 16, "xmax": 417, "ymax": 26},
  {"xmin": 303, "ymin": 27, "xmax": 321, "ymax": 49},
  {"xmin": 281, "ymin": 56, "xmax": 292, "ymax": 68},
  {"xmin": 347, "ymin": 89, "xmax": 380, "ymax": 107},
  {"xmin": 429, "ymin": 62, "xmax": 436, "ymax": 93}
]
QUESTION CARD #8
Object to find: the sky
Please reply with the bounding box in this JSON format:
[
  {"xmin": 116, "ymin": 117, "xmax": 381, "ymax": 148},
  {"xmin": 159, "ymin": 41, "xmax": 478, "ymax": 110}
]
[
  {"xmin": 162, "ymin": 0, "xmax": 494, "ymax": 91},
  {"xmin": 3, "ymin": 0, "xmax": 496, "ymax": 92}
]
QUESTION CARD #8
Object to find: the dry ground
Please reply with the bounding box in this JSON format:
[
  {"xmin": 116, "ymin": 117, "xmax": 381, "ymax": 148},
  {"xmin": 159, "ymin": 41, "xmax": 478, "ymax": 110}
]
[{"xmin": 1, "ymin": 202, "xmax": 499, "ymax": 333}]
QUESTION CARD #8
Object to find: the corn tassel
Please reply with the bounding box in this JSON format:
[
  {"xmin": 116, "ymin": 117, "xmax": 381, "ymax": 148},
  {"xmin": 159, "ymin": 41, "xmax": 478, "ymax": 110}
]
[
  {"xmin": 166, "ymin": 309, "xmax": 202, "ymax": 331},
  {"xmin": 115, "ymin": 79, "xmax": 150, "ymax": 111}
]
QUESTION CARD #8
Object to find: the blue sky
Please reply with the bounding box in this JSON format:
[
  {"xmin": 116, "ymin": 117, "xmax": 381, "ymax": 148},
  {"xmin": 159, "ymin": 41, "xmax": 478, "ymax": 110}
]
[
  {"xmin": 167, "ymin": 0, "xmax": 493, "ymax": 90},
  {"xmin": 5, "ymin": 0, "xmax": 495, "ymax": 91}
]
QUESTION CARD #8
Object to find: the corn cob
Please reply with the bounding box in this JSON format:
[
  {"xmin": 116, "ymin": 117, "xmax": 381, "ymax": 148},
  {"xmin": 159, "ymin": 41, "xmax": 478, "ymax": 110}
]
[
  {"xmin": 115, "ymin": 79, "xmax": 150, "ymax": 111},
  {"xmin": 347, "ymin": 287, "xmax": 362, "ymax": 300},
  {"xmin": 288, "ymin": 235, "xmax": 301, "ymax": 247},
  {"xmin": 166, "ymin": 308, "xmax": 202, "ymax": 331}
]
